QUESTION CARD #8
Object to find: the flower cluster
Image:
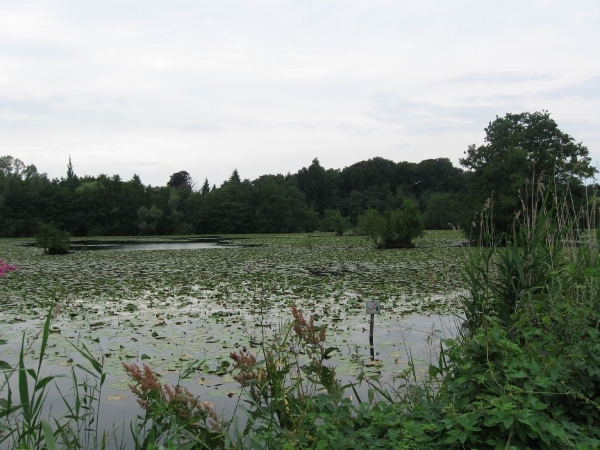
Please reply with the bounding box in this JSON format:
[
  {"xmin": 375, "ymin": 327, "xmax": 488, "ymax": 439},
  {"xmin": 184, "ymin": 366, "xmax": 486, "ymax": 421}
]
[
  {"xmin": 229, "ymin": 350, "xmax": 258, "ymax": 386},
  {"xmin": 0, "ymin": 260, "xmax": 17, "ymax": 277},
  {"xmin": 291, "ymin": 305, "xmax": 326, "ymax": 346},
  {"xmin": 122, "ymin": 362, "xmax": 221, "ymax": 432}
]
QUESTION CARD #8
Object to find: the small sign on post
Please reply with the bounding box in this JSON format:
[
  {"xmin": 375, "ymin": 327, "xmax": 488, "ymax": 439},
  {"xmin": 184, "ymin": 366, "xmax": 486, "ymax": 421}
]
[
  {"xmin": 366, "ymin": 301, "xmax": 381, "ymax": 361},
  {"xmin": 366, "ymin": 301, "xmax": 381, "ymax": 314}
]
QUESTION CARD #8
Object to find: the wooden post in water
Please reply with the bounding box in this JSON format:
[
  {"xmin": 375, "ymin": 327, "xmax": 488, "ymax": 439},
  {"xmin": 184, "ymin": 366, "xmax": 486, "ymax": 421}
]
[
  {"xmin": 366, "ymin": 300, "xmax": 380, "ymax": 361},
  {"xmin": 369, "ymin": 313, "xmax": 375, "ymax": 361}
]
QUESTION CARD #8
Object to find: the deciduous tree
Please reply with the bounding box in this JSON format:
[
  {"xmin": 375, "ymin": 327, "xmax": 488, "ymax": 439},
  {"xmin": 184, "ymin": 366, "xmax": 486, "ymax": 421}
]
[{"xmin": 460, "ymin": 111, "xmax": 595, "ymax": 237}]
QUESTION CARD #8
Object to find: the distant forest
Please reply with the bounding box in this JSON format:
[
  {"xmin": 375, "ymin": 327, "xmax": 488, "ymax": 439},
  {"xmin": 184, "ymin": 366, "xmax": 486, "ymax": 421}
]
[{"xmin": 0, "ymin": 155, "xmax": 470, "ymax": 237}]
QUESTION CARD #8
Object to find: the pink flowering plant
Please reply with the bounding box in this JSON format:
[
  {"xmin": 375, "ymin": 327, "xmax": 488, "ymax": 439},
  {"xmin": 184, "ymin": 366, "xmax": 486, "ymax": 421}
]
[{"xmin": 0, "ymin": 260, "xmax": 17, "ymax": 277}]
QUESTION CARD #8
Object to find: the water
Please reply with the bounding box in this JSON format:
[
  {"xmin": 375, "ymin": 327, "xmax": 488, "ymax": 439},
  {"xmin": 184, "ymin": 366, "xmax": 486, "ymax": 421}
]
[
  {"xmin": 21, "ymin": 238, "xmax": 251, "ymax": 252},
  {"xmin": 0, "ymin": 314, "xmax": 458, "ymax": 450},
  {"xmin": 70, "ymin": 238, "xmax": 243, "ymax": 252}
]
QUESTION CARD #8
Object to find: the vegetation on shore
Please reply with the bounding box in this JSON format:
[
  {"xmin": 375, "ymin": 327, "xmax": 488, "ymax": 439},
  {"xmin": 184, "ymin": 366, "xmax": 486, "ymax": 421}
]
[
  {"xmin": 0, "ymin": 110, "xmax": 598, "ymax": 447},
  {"xmin": 1, "ymin": 190, "xmax": 599, "ymax": 448},
  {"xmin": 0, "ymin": 112, "xmax": 594, "ymax": 241}
]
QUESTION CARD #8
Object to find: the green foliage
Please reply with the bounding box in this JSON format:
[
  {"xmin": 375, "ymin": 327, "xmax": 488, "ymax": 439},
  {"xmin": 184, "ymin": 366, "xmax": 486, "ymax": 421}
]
[
  {"xmin": 254, "ymin": 175, "xmax": 315, "ymax": 233},
  {"xmin": 0, "ymin": 309, "xmax": 113, "ymax": 449},
  {"xmin": 358, "ymin": 200, "xmax": 424, "ymax": 248},
  {"xmin": 460, "ymin": 111, "xmax": 596, "ymax": 237},
  {"xmin": 2, "ymin": 201, "xmax": 599, "ymax": 448},
  {"xmin": 429, "ymin": 308, "xmax": 600, "ymax": 448},
  {"xmin": 138, "ymin": 204, "xmax": 164, "ymax": 234},
  {"xmin": 0, "ymin": 308, "xmax": 223, "ymax": 450},
  {"xmin": 228, "ymin": 306, "xmax": 351, "ymax": 448},
  {"xmin": 460, "ymin": 203, "xmax": 566, "ymax": 331},
  {"xmin": 443, "ymin": 197, "xmax": 600, "ymax": 448},
  {"xmin": 322, "ymin": 209, "xmax": 351, "ymax": 235},
  {"xmin": 35, "ymin": 223, "xmax": 71, "ymax": 254},
  {"xmin": 423, "ymin": 192, "xmax": 469, "ymax": 230},
  {"xmin": 123, "ymin": 362, "xmax": 224, "ymax": 449},
  {"xmin": 237, "ymin": 198, "xmax": 600, "ymax": 449},
  {"xmin": 167, "ymin": 170, "xmax": 194, "ymax": 192},
  {"xmin": 0, "ymin": 153, "xmax": 468, "ymax": 237}
]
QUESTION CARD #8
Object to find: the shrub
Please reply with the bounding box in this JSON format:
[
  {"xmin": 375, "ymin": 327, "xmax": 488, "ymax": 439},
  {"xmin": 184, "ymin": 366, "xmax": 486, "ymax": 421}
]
[
  {"xmin": 358, "ymin": 200, "xmax": 424, "ymax": 248},
  {"xmin": 322, "ymin": 209, "xmax": 351, "ymax": 236},
  {"xmin": 35, "ymin": 223, "xmax": 71, "ymax": 254},
  {"xmin": 123, "ymin": 363, "xmax": 224, "ymax": 449}
]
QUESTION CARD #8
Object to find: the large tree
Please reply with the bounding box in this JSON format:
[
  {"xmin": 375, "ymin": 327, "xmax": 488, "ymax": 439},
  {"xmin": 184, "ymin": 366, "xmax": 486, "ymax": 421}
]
[
  {"xmin": 167, "ymin": 171, "xmax": 194, "ymax": 192},
  {"xmin": 460, "ymin": 111, "xmax": 595, "ymax": 237}
]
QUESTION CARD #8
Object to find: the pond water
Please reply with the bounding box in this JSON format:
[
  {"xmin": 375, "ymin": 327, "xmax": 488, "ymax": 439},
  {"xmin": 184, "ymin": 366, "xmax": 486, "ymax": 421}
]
[
  {"xmin": 24, "ymin": 237, "xmax": 248, "ymax": 252},
  {"xmin": 0, "ymin": 231, "xmax": 468, "ymax": 448},
  {"xmin": 0, "ymin": 313, "xmax": 458, "ymax": 450}
]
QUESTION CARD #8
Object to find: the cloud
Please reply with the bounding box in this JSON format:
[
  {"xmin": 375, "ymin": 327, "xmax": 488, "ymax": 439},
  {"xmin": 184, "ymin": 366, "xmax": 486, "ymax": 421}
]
[
  {"xmin": 177, "ymin": 123, "xmax": 222, "ymax": 132},
  {"xmin": 0, "ymin": 1, "xmax": 598, "ymax": 185},
  {"xmin": 445, "ymin": 72, "xmax": 553, "ymax": 84},
  {"xmin": 462, "ymin": 77, "xmax": 600, "ymax": 103},
  {"xmin": 541, "ymin": 76, "xmax": 600, "ymax": 99},
  {"xmin": 0, "ymin": 94, "xmax": 57, "ymax": 115},
  {"xmin": 367, "ymin": 92, "xmax": 504, "ymax": 135}
]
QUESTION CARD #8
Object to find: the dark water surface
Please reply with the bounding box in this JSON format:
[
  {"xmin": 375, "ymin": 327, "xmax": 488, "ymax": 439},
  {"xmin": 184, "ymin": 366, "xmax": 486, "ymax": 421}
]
[{"xmin": 22, "ymin": 237, "xmax": 251, "ymax": 252}]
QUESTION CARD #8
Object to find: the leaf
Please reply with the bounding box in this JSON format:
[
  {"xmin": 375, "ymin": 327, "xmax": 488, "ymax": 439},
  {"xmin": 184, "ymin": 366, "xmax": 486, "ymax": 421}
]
[
  {"xmin": 428, "ymin": 365, "xmax": 439, "ymax": 377},
  {"xmin": 0, "ymin": 360, "xmax": 11, "ymax": 371},
  {"xmin": 41, "ymin": 419, "xmax": 57, "ymax": 450},
  {"xmin": 322, "ymin": 346, "xmax": 339, "ymax": 360}
]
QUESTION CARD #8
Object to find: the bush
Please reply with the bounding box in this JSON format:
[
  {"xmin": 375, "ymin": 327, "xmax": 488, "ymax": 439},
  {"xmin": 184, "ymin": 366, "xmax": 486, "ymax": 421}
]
[
  {"xmin": 358, "ymin": 200, "xmax": 424, "ymax": 248},
  {"xmin": 322, "ymin": 209, "xmax": 351, "ymax": 235},
  {"xmin": 35, "ymin": 223, "xmax": 71, "ymax": 254}
]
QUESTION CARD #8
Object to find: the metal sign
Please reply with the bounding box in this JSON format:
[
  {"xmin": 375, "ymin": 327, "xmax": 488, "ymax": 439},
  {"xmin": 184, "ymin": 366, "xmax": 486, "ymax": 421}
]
[{"xmin": 366, "ymin": 300, "xmax": 381, "ymax": 315}]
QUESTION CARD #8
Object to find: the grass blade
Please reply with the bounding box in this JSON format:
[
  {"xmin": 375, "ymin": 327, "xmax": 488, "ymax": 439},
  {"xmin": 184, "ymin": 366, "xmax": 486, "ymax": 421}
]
[{"xmin": 41, "ymin": 419, "xmax": 57, "ymax": 450}]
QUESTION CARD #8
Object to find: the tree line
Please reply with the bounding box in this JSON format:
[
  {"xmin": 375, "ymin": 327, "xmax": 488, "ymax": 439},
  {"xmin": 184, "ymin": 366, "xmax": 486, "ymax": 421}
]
[
  {"xmin": 0, "ymin": 155, "xmax": 468, "ymax": 238},
  {"xmin": 0, "ymin": 111, "xmax": 595, "ymax": 239}
]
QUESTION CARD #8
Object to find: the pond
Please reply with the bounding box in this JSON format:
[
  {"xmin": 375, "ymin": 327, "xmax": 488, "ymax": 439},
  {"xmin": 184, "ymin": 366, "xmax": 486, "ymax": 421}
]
[
  {"xmin": 23, "ymin": 237, "xmax": 250, "ymax": 252},
  {"xmin": 0, "ymin": 231, "xmax": 468, "ymax": 448}
]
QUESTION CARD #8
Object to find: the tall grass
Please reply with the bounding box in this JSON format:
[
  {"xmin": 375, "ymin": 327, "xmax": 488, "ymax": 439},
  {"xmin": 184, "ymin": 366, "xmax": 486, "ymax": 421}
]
[{"xmin": 0, "ymin": 308, "xmax": 113, "ymax": 449}]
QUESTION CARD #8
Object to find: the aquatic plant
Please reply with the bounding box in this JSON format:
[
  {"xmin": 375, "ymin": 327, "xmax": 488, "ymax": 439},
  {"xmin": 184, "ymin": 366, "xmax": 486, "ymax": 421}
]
[
  {"xmin": 123, "ymin": 362, "xmax": 225, "ymax": 449},
  {"xmin": 358, "ymin": 201, "xmax": 424, "ymax": 248},
  {"xmin": 35, "ymin": 223, "xmax": 71, "ymax": 255}
]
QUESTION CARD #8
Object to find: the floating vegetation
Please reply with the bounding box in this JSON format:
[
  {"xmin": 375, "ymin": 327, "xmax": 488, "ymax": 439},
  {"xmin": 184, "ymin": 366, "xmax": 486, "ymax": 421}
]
[{"xmin": 0, "ymin": 231, "xmax": 468, "ymax": 383}]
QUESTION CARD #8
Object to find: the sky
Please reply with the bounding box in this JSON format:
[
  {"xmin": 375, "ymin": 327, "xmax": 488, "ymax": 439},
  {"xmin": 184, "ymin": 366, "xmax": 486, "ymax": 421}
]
[{"xmin": 1, "ymin": 0, "xmax": 599, "ymax": 187}]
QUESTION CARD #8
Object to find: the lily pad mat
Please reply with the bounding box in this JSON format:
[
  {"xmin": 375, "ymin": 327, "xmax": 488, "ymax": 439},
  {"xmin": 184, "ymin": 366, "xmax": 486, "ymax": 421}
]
[{"xmin": 0, "ymin": 231, "xmax": 467, "ymax": 379}]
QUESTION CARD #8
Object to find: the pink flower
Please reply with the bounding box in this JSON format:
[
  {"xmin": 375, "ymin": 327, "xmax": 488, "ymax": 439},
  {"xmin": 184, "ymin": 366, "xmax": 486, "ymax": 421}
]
[{"xmin": 0, "ymin": 260, "xmax": 17, "ymax": 277}]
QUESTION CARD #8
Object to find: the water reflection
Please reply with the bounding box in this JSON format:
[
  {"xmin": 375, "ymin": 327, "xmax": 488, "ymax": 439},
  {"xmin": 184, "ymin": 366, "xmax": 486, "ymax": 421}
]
[{"xmin": 22, "ymin": 238, "xmax": 249, "ymax": 252}]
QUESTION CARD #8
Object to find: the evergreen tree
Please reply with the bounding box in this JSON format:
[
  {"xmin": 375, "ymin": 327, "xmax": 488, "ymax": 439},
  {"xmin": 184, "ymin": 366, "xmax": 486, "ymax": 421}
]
[{"xmin": 201, "ymin": 178, "xmax": 210, "ymax": 195}]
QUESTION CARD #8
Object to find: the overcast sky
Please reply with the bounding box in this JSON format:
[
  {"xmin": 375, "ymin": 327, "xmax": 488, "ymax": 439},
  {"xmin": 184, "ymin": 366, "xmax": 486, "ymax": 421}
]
[{"xmin": 1, "ymin": 1, "xmax": 599, "ymax": 186}]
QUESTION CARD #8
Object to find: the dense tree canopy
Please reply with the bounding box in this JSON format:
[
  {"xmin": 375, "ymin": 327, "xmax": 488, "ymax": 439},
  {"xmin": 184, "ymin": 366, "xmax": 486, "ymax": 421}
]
[
  {"xmin": 167, "ymin": 171, "xmax": 194, "ymax": 192},
  {"xmin": 0, "ymin": 154, "xmax": 469, "ymax": 237},
  {"xmin": 4, "ymin": 111, "xmax": 593, "ymax": 239},
  {"xmin": 460, "ymin": 111, "xmax": 595, "ymax": 237}
]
